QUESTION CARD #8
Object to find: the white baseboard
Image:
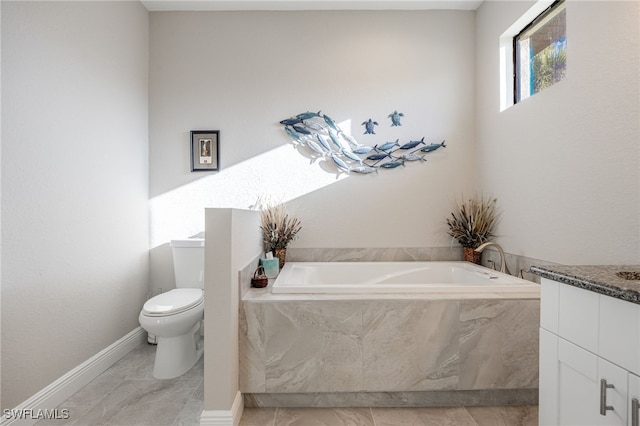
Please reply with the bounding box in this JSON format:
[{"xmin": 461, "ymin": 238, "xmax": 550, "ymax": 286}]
[
  {"xmin": 199, "ymin": 391, "xmax": 244, "ymax": 426},
  {"xmin": 1, "ymin": 327, "xmax": 146, "ymax": 426}
]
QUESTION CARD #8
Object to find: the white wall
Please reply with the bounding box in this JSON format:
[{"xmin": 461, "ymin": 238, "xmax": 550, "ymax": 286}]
[
  {"xmin": 476, "ymin": 1, "xmax": 640, "ymax": 265},
  {"xmin": 203, "ymin": 208, "xmax": 261, "ymax": 414},
  {"xmin": 1, "ymin": 1, "xmax": 149, "ymax": 409},
  {"xmin": 149, "ymin": 10, "xmax": 477, "ymax": 291}
]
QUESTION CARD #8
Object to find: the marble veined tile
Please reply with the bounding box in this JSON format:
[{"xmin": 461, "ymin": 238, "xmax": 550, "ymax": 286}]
[
  {"xmin": 171, "ymin": 400, "xmax": 204, "ymax": 426},
  {"xmin": 34, "ymin": 406, "xmax": 91, "ymax": 426},
  {"xmin": 239, "ymin": 301, "xmax": 266, "ymax": 392},
  {"xmin": 238, "ymin": 407, "xmax": 276, "ymax": 426},
  {"xmin": 72, "ymin": 378, "xmax": 194, "ymax": 425},
  {"xmin": 275, "ymin": 407, "xmax": 374, "ymax": 426},
  {"xmin": 52, "ymin": 343, "xmax": 156, "ymax": 410},
  {"xmin": 465, "ymin": 405, "xmax": 538, "ymax": 426},
  {"xmin": 287, "ymin": 247, "xmax": 462, "ymax": 262},
  {"xmin": 61, "ymin": 370, "xmax": 129, "ymax": 408},
  {"xmin": 363, "ymin": 301, "xmax": 459, "ymax": 391},
  {"xmin": 371, "ymin": 407, "xmax": 477, "ymax": 426},
  {"xmin": 264, "ymin": 301, "xmax": 363, "ymax": 392},
  {"xmin": 459, "ymin": 300, "xmax": 539, "ymax": 390}
]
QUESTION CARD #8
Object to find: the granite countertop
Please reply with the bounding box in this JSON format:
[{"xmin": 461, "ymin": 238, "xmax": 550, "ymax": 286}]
[{"xmin": 531, "ymin": 264, "xmax": 640, "ymax": 304}]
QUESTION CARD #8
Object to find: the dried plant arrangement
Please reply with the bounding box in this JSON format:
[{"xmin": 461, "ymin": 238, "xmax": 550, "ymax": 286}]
[
  {"xmin": 258, "ymin": 199, "xmax": 302, "ymax": 253},
  {"xmin": 446, "ymin": 195, "xmax": 499, "ymax": 249}
]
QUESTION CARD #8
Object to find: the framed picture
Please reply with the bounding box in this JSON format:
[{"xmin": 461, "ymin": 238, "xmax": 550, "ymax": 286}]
[{"xmin": 190, "ymin": 130, "xmax": 219, "ymax": 172}]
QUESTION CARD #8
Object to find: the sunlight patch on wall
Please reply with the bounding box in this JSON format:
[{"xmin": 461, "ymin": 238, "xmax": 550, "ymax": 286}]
[{"xmin": 149, "ymin": 144, "xmax": 347, "ymax": 248}]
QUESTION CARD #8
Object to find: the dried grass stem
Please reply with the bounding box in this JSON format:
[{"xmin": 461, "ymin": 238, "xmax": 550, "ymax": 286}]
[
  {"xmin": 446, "ymin": 195, "xmax": 499, "ymax": 249},
  {"xmin": 259, "ymin": 202, "xmax": 302, "ymax": 252}
]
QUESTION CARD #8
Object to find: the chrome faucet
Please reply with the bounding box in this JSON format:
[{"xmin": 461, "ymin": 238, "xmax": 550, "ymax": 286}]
[{"xmin": 474, "ymin": 242, "xmax": 511, "ymax": 275}]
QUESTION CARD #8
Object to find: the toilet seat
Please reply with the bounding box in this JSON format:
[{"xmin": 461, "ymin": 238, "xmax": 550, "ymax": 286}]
[{"xmin": 142, "ymin": 289, "xmax": 203, "ymax": 317}]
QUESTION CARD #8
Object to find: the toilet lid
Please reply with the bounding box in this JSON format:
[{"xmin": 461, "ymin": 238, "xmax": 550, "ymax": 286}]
[{"xmin": 142, "ymin": 289, "xmax": 203, "ymax": 316}]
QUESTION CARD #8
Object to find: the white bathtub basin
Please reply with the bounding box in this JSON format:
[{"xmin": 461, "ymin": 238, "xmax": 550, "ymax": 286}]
[{"xmin": 271, "ymin": 261, "xmax": 539, "ymax": 294}]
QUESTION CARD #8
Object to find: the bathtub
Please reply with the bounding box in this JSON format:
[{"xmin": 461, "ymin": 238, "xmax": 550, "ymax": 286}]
[
  {"xmin": 242, "ymin": 260, "xmax": 540, "ymax": 405},
  {"xmin": 271, "ymin": 261, "xmax": 539, "ymax": 294}
]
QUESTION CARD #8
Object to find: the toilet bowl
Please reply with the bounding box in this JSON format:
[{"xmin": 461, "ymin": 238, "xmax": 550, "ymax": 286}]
[
  {"xmin": 139, "ymin": 289, "xmax": 204, "ymax": 379},
  {"xmin": 139, "ymin": 238, "xmax": 205, "ymax": 379}
]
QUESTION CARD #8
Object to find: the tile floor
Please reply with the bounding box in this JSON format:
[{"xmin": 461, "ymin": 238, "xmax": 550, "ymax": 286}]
[
  {"xmin": 36, "ymin": 342, "xmax": 204, "ymax": 426},
  {"xmin": 38, "ymin": 342, "xmax": 538, "ymax": 426},
  {"xmin": 239, "ymin": 406, "xmax": 538, "ymax": 426}
]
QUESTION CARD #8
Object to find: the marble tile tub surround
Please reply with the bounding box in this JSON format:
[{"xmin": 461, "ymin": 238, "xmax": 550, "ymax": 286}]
[
  {"xmin": 239, "ymin": 297, "xmax": 540, "ymax": 397},
  {"xmin": 531, "ymin": 264, "xmax": 640, "ymax": 304},
  {"xmin": 286, "ymin": 247, "xmax": 464, "ymax": 263}
]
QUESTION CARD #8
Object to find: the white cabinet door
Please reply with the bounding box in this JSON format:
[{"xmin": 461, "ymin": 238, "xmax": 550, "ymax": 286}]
[
  {"xmin": 539, "ymin": 328, "xmax": 559, "ymax": 426},
  {"xmin": 599, "ymin": 294, "xmax": 640, "ymax": 376},
  {"xmin": 598, "ymin": 357, "xmax": 628, "ymax": 426},
  {"xmin": 558, "ymin": 283, "xmax": 599, "ymax": 354},
  {"xmin": 557, "ymin": 337, "xmax": 601, "ymax": 425},
  {"xmin": 629, "ymin": 373, "xmax": 640, "ymax": 426},
  {"xmin": 555, "ymin": 338, "xmax": 628, "ymax": 425},
  {"xmin": 541, "ymin": 278, "xmax": 559, "ymax": 334}
]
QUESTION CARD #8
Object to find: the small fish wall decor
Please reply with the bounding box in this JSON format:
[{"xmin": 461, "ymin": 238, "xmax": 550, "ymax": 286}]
[{"xmin": 279, "ymin": 110, "xmax": 446, "ymax": 175}]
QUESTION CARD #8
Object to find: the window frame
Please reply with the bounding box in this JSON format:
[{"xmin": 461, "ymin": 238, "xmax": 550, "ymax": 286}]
[{"xmin": 513, "ymin": 0, "xmax": 566, "ymax": 104}]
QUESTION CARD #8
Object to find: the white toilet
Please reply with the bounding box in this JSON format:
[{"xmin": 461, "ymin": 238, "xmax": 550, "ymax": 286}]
[{"xmin": 139, "ymin": 238, "xmax": 205, "ymax": 379}]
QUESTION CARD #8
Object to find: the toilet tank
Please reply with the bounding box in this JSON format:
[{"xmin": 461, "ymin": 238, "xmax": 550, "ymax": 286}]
[{"xmin": 170, "ymin": 238, "xmax": 205, "ymax": 289}]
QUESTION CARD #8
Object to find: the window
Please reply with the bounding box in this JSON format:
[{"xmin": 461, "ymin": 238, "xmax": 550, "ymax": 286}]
[{"xmin": 514, "ymin": 0, "xmax": 566, "ymax": 103}]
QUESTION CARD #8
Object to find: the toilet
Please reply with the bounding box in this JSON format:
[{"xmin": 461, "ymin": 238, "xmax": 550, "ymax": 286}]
[{"xmin": 139, "ymin": 238, "xmax": 205, "ymax": 379}]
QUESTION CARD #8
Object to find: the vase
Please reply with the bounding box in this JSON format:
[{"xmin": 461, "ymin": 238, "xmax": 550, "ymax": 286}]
[
  {"xmin": 274, "ymin": 248, "xmax": 287, "ymax": 269},
  {"xmin": 463, "ymin": 247, "xmax": 481, "ymax": 264}
]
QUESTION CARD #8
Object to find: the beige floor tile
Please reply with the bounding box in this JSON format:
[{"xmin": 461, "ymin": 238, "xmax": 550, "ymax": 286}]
[
  {"xmin": 465, "ymin": 405, "xmax": 538, "ymax": 426},
  {"xmin": 371, "ymin": 407, "xmax": 477, "ymax": 426},
  {"xmin": 275, "ymin": 407, "xmax": 374, "ymax": 426},
  {"xmin": 239, "ymin": 407, "xmax": 277, "ymax": 426}
]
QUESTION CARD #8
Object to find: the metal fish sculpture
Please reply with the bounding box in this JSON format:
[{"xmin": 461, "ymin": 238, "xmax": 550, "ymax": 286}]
[
  {"xmin": 323, "ymin": 114, "xmax": 340, "ymax": 133},
  {"xmin": 366, "ymin": 152, "xmax": 390, "ymax": 161},
  {"xmin": 351, "ymin": 165, "xmax": 378, "ymax": 174},
  {"xmin": 361, "ymin": 118, "xmax": 379, "ymax": 135},
  {"xmin": 331, "ymin": 154, "xmax": 350, "ymax": 173},
  {"xmin": 399, "ymin": 137, "xmax": 425, "ymax": 150},
  {"xmin": 341, "ymin": 149, "xmax": 363, "ymax": 164},
  {"xmin": 297, "ymin": 111, "xmax": 322, "ymax": 120},
  {"xmin": 315, "ymin": 134, "xmax": 332, "ymax": 152},
  {"xmin": 420, "ymin": 140, "xmax": 447, "ymax": 153},
  {"xmin": 280, "ymin": 117, "xmax": 303, "ymax": 126},
  {"xmin": 352, "ymin": 145, "xmax": 376, "ymax": 155},
  {"xmin": 303, "ymin": 119, "xmax": 326, "ymax": 132},
  {"xmin": 327, "ymin": 131, "xmax": 344, "ymax": 150},
  {"xmin": 292, "ymin": 124, "xmax": 312, "ymax": 135},
  {"xmin": 380, "ymin": 160, "xmax": 405, "ymax": 169},
  {"xmin": 400, "ymin": 153, "xmax": 426, "ymax": 162},
  {"xmin": 339, "ymin": 133, "xmax": 359, "ymax": 148},
  {"xmin": 279, "ymin": 110, "xmax": 445, "ymax": 175},
  {"xmin": 388, "ymin": 110, "xmax": 404, "ymax": 126},
  {"xmin": 376, "ymin": 140, "xmax": 400, "ymax": 151},
  {"xmin": 285, "ymin": 126, "xmax": 306, "ymax": 144},
  {"xmin": 306, "ymin": 138, "xmax": 327, "ymax": 156}
]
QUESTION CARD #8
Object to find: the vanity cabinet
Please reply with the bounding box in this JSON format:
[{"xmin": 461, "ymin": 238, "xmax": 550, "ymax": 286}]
[{"xmin": 540, "ymin": 278, "xmax": 640, "ymax": 425}]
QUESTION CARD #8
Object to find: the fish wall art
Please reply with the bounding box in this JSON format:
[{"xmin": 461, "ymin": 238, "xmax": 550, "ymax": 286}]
[{"xmin": 279, "ymin": 110, "xmax": 447, "ymax": 174}]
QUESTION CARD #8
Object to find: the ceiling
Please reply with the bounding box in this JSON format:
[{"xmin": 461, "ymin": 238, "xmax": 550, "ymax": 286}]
[{"xmin": 141, "ymin": 0, "xmax": 483, "ymax": 12}]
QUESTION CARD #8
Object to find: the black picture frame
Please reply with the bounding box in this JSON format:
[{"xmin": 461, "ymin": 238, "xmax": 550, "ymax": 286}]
[{"xmin": 190, "ymin": 130, "xmax": 219, "ymax": 172}]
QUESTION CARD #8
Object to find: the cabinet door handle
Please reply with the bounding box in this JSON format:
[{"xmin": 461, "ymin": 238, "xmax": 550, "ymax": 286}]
[
  {"xmin": 600, "ymin": 379, "xmax": 615, "ymax": 416},
  {"xmin": 632, "ymin": 398, "xmax": 639, "ymax": 426}
]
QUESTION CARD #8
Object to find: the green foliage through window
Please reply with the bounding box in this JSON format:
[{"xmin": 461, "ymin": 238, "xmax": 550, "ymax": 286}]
[{"xmin": 515, "ymin": 1, "xmax": 566, "ymax": 103}]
